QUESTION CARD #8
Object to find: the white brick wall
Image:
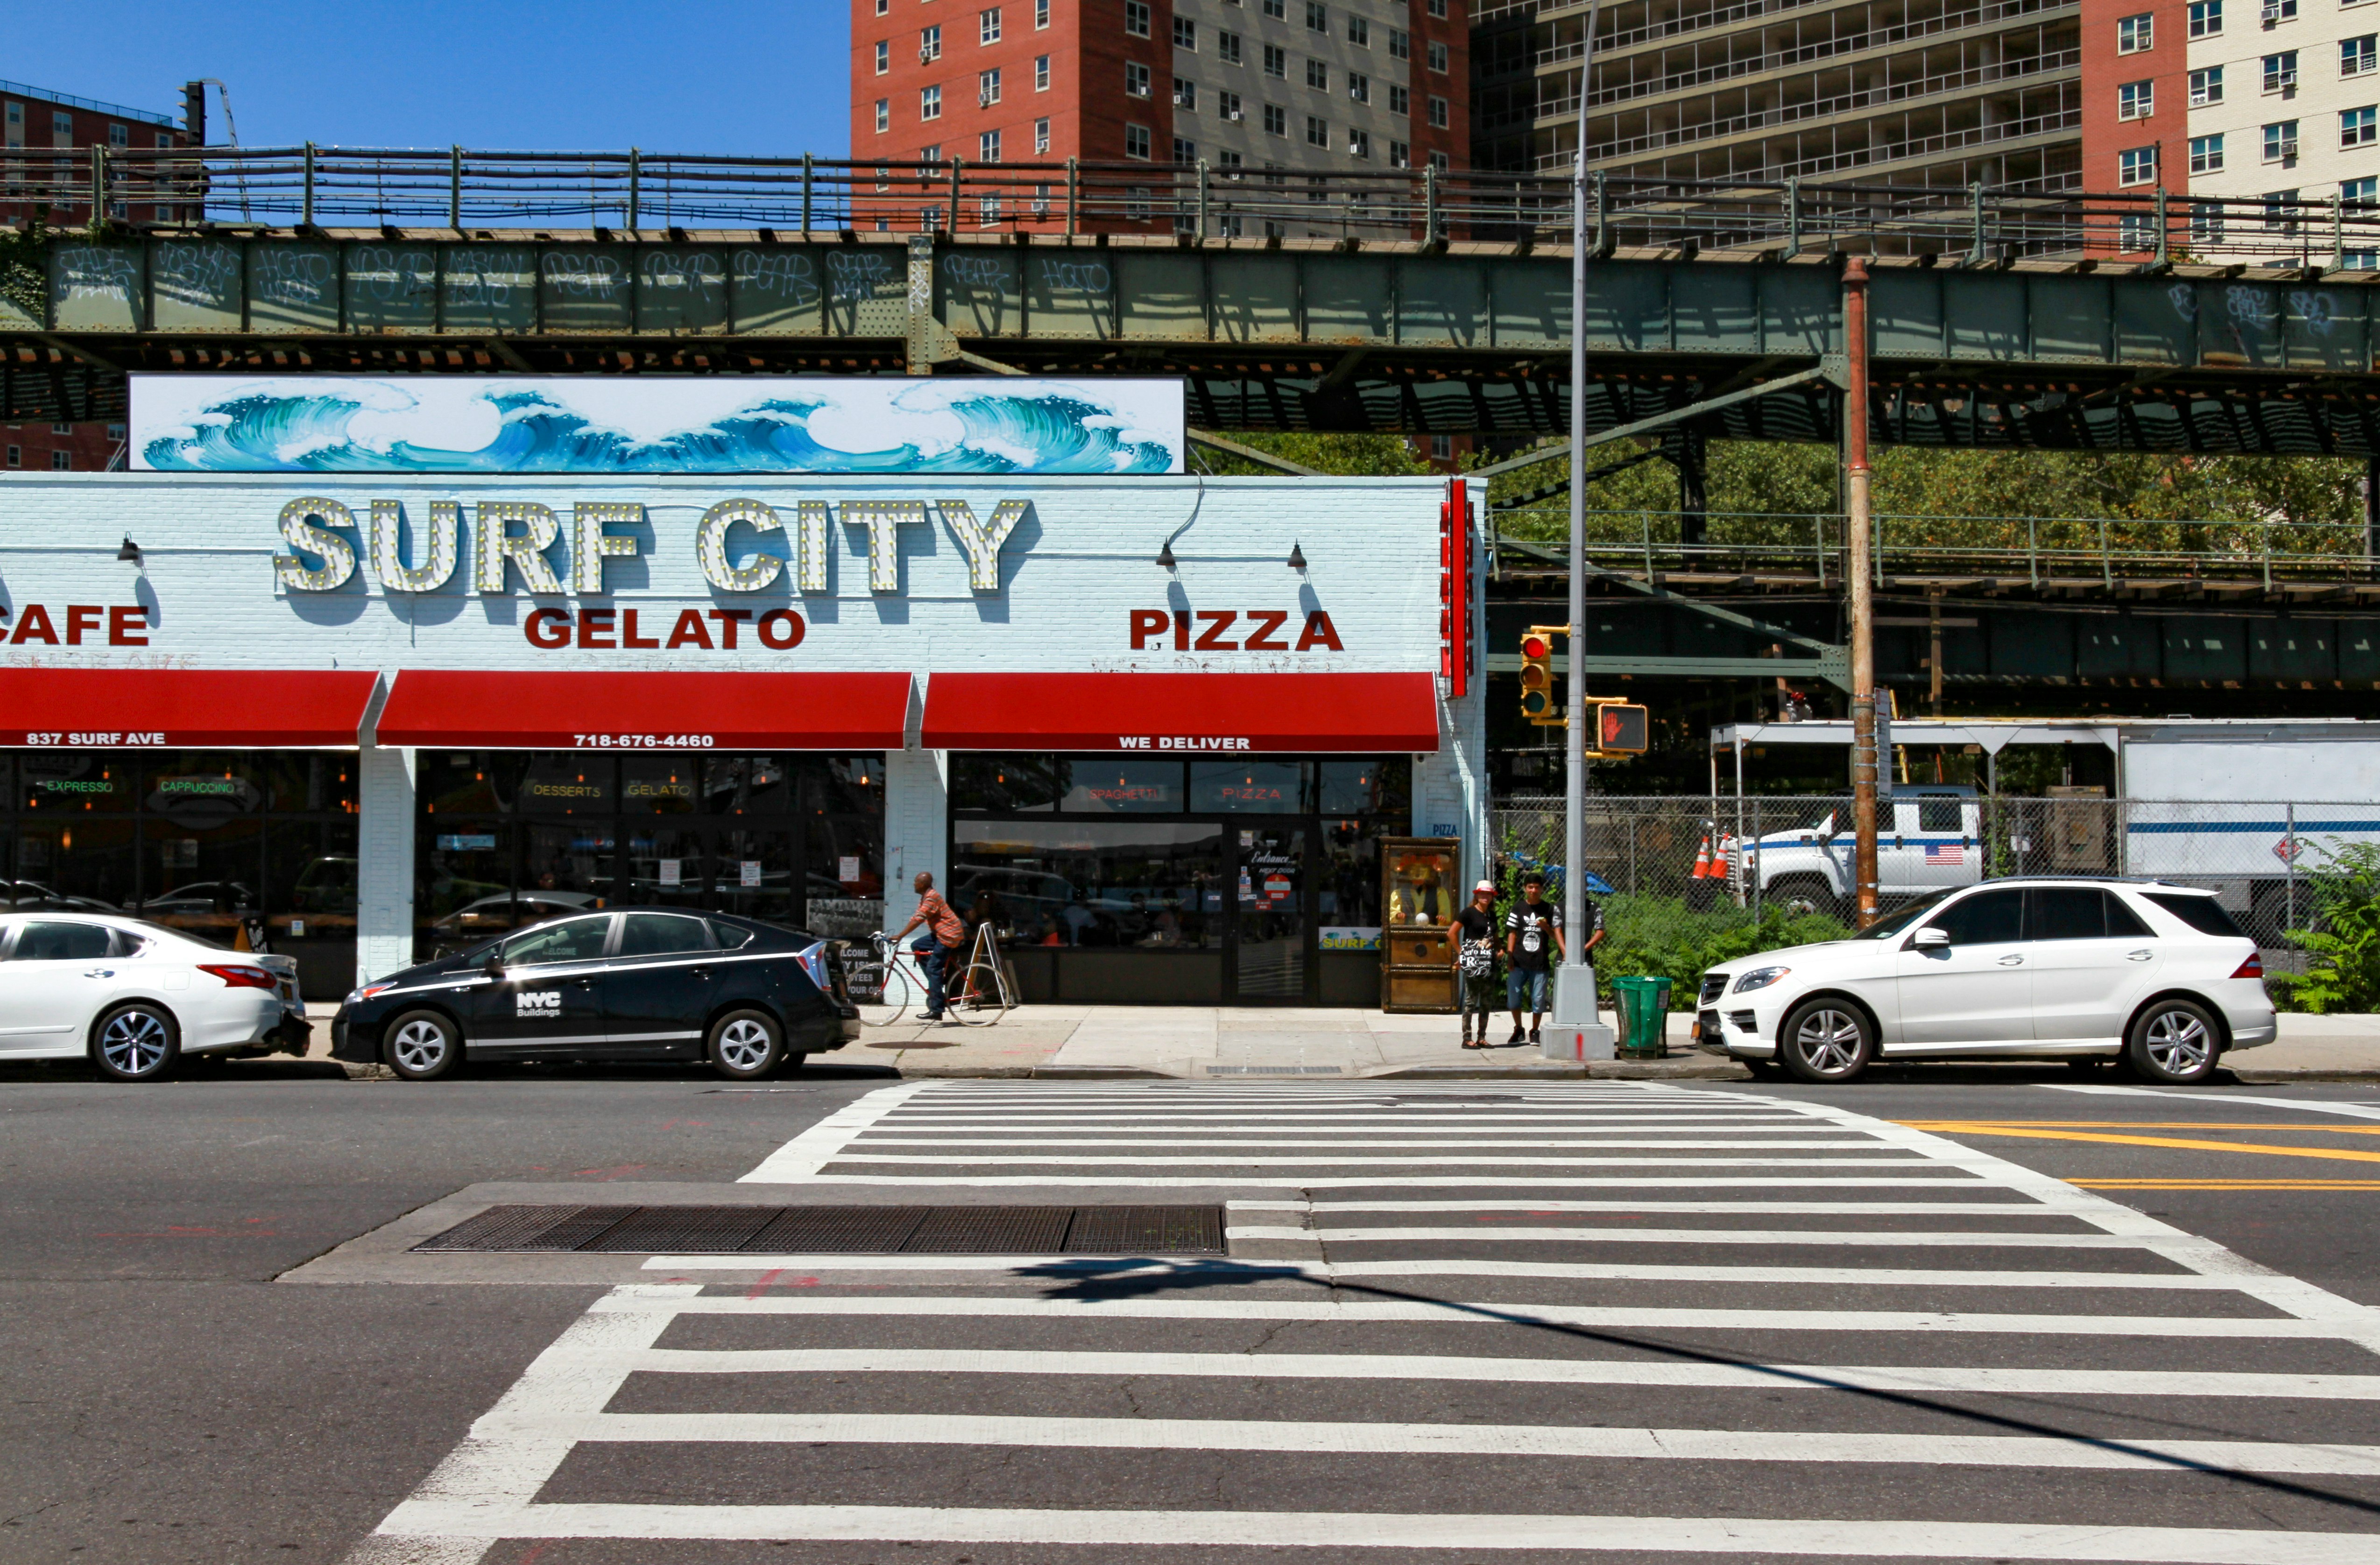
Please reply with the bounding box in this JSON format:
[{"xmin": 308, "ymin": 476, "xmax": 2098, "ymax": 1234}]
[{"xmin": 355, "ymin": 740, "xmax": 416, "ymax": 985}]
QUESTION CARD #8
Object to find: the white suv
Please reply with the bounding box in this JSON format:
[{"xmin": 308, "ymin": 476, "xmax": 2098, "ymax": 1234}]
[{"xmin": 1691, "ymin": 877, "xmax": 2275, "ymax": 1084}]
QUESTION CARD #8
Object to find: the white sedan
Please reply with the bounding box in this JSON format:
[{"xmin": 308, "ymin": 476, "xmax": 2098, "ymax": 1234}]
[
  {"xmin": 0, "ymin": 913, "xmax": 310, "ymax": 1081},
  {"xmin": 1692, "ymin": 876, "xmax": 2276, "ymax": 1085}
]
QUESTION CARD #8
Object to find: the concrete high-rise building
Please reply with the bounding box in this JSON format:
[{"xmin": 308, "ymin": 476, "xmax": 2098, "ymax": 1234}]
[
  {"xmin": 850, "ymin": 0, "xmax": 1469, "ymax": 234},
  {"xmin": 1471, "ymin": 0, "xmax": 2083, "ymax": 193}
]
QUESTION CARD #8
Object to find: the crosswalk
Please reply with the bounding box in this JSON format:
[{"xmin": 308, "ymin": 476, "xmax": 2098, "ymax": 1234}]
[{"xmin": 349, "ymin": 1081, "xmax": 2380, "ymax": 1562}]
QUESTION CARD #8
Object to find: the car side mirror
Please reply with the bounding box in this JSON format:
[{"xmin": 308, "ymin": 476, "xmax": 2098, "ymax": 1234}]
[
  {"xmin": 1911, "ymin": 927, "xmax": 1950, "ymax": 950},
  {"xmin": 482, "ymin": 953, "xmax": 506, "ymax": 978}
]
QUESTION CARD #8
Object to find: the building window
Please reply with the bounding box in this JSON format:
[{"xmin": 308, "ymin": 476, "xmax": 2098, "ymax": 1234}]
[
  {"xmin": 1126, "ymin": 123, "xmax": 1151, "ymax": 159},
  {"xmin": 1426, "ymin": 0, "xmax": 1447, "ymax": 15},
  {"xmin": 1348, "ymin": 127, "xmax": 1370, "ymax": 157},
  {"xmin": 2, "ymin": 447, "xmax": 15, "ymax": 467},
  {"xmin": 1037, "ymin": 0, "xmax": 1050, "ymax": 24},
  {"xmin": 875, "ymin": 39, "xmax": 890, "ymax": 74},
  {"xmin": 981, "ymin": 67, "xmax": 1002, "ymax": 105},
  {"xmin": 922, "ymin": 144, "xmax": 942, "ymax": 166},
  {"xmin": 2264, "ymin": 50, "xmax": 2299, "ymax": 91},
  {"xmin": 1219, "ymin": 149, "xmax": 1243, "ymax": 171},
  {"xmin": 1390, "ymin": 84, "xmax": 1409, "ymax": 114},
  {"xmin": 2266, "ymin": 189, "xmax": 2301, "ymax": 232},
  {"xmin": 2119, "ymin": 145, "xmax": 2158, "ymax": 183},
  {"xmin": 1347, "ymin": 15, "xmax": 1369, "ymax": 45},
  {"xmin": 2119, "ymin": 212, "xmax": 2157, "ymax": 252},
  {"xmin": 49, "ymin": 451, "xmax": 69, "ymax": 471},
  {"xmin": 1127, "ymin": 61, "xmax": 1151, "ymax": 96},
  {"xmin": 1035, "ymin": 117, "xmax": 1051, "ymax": 152},
  {"xmin": 1264, "ymin": 103, "xmax": 1287, "ymax": 134},
  {"xmin": 1306, "ymin": 114, "xmax": 1328, "ymax": 147},
  {"xmin": 2190, "ymin": 65, "xmax": 2225, "ymax": 104},
  {"xmin": 1264, "ymin": 44, "xmax": 1287, "ymax": 78},
  {"xmin": 2264, "ymin": 0, "xmax": 2297, "ymax": 20},
  {"xmin": 1175, "ymin": 76, "xmax": 1197, "ymax": 107},
  {"xmin": 1307, "ymin": 59, "xmax": 1328, "ymax": 89},
  {"xmin": 1263, "ymin": 0, "xmax": 1285, "ymax": 15},
  {"xmin": 1306, "ymin": 2, "xmax": 1328, "ymax": 31},
  {"xmin": 2191, "ymin": 132, "xmax": 2226, "ymax": 172},
  {"xmin": 1037, "ymin": 53, "xmax": 1051, "ymax": 89},
  {"xmin": 2348, "ymin": 35, "xmax": 2378, "ymax": 75},
  {"xmin": 1388, "ymin": 27, "xmax": 1411, "ymax": 60},
  {"xmin": 1173, "ymin": 135, "xmax": 1196, "ymax": 163},
  {"xmin": 1218, "ymin": 31, "xmax": 1242, "ymax": 64},
  {"xmin": 981, "ymin": 6, "xmax": 1002, "ymax": 44},
  {"xmin": 1174, "ymin": 15, "xmax": 1195, "ymax": 48},
  {"xmin": 875, "ymin": 98, "xmax": 890, "ymax": 133},
  {"xmin": 2119, "ymin": 79, "xmax": 2153, "ymax": 118},
  {"xmin": 2188, "ymin": 0, "xmax": 2222, "ymax": 35},
  {"xmin": 1389, "ymin": 138, "xmax": 1409, "ymax": 167},
  {"xmin": 50, "ymin": 111, "xmax": 71, "ymax": 147},
  {"xmin": 921, "ymin": 23, "xmax": 943, "ymax": 60},
  {"xmin": 2191, "ymin": 200, "xmax": 2226, "ymax": 244},
  {"xmin": 1348, "ymin": 71, "xmax": 1369, "ymax": 103},
  {"xmin": 1126, "ymin": 0, "xmax": 1150, "ymax": 36},
  {"xmin": 1220, "ymin": 89, "xmax": 1243, "ymax": 120},
  {"xmin": 1127, "ymin": 184, "xmax": 1151, "ymax": 219},
  {"xmin": 980, "ymin": 128, "xmax": 1003, "ymax": 161},
  {"xmin": 2345, "ymin": 175, "xmax": 2379, "ymax": 206},
  {"xmin": 922, "ymin": 84, "xmax": 943, "ymax": 119},
  {"xmin": 50, "ymin": 422, "xmax": 72, "ymax": 437},
  {"xmin": 2347, "ymin": 105, "xmax": 2379, "ymax": 145},
  {"xmin": 2118, "ymin": 12, "xmax": 2153, "ymax": 50},
  {"xmin": 1427, "ymin": 39, "xmax": 1449, "ymax": 71},
  {"xmin": 2265, "ymin": 119, "xmax": 2300, "ymax": 159},
  {"xmin": 1427, "ymin": 94, "xmax": 1449, "ymax": 128},
  {"xmin": 877, "ymin": 0, "xmax": 889, "ymax": 12}
]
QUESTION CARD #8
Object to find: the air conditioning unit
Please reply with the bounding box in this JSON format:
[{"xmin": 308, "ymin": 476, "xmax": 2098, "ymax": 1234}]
[
  {"xmin": 1227, "ymin": 109, "xmax": 1244, "ymax": 121},
  {"xmin": 920, "ymin": 46, "xmax": 938, "ymax": 63},
  {"xmin": 980, "ymin": 92, "xmax": 996, "ymax": 106}
]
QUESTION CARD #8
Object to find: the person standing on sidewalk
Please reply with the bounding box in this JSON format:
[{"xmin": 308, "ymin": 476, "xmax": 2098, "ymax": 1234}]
[
  {"xmin": 1454, "ymin": 879, "xmax": 1502, "ymax": 1050},
  {"xmin": 892, "ymin": 871, "xmax": 968, "ymax": 1023},
  {"xmin": 1504, "ymin": 873, "xmax": 1566, "ymax": 1047}
]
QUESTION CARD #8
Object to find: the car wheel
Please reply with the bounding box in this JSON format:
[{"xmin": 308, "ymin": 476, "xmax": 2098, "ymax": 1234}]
[
  {"xmin": 385, "ymin": 1009, "xmax": 462, "ymax": 1082},
  {"xmin": 708, "ymin": 1008, "xmax": 785, "ymax": 1080},
  {"xmin": 92, "ymin": 1002, "xmax": 180, "ymax": 1082},
  {"xmin": 1778, "ymin": 1000, "xmax": 1874, "ymax": 1084},
  {"xmin": 2127, "ymin": 1000, "xmax": 2220, "ymax": 1085},
  {"xmin": 1770, "ymin": 875, "xmax": 1842, "ymax": 922}
]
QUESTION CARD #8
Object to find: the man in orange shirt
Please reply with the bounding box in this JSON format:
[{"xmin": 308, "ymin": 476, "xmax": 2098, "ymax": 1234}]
[{"xmin": 892, "ymin": 871, "xmax": 968, "ymax": 1022}]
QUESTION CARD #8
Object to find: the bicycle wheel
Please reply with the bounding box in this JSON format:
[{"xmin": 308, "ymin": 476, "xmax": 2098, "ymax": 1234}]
[
  {"xmin": 864, "ymin": 959, "xmax": 919, "ymax": 1028},
  {"xmin": 949, "ymin": 962, "xmax": 1009, "ymax": 1025}
]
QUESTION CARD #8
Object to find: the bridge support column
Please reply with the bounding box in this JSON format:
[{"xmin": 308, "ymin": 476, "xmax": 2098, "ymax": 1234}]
[
  {"xmin": 1669, "ymin": 428, "xmax": 1707, "ymax": 549},
  {"xmin": 1844, "ymin": 257, "xmax": 1880, "ymax": 930}
]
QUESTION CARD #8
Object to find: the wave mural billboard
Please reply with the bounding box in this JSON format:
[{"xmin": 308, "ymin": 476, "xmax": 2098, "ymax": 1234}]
[{"xmin": 128, "ymin": 375, "xmax": 1185, "ymax": 475}]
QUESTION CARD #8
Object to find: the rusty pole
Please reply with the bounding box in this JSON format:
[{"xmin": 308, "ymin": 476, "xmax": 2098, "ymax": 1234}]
[{"xmin": 1843, "ymin": 255, "xmax": 1879, "ymax": 928}]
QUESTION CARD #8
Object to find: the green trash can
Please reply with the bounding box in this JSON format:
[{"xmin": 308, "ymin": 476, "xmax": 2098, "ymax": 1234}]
[{"xmin": 1614, "ymin": 975, "xmax": 1673, "ymax": 1059}]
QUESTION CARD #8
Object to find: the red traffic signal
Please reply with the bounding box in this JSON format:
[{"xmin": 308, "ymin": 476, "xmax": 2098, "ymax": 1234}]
[
  {"xmin": 1518, "ymin": 626, "xmax": 1561, "ymax": 726},
  {"xmin": 1595, "ymin": 702, "xmax": 1650, "ymax": 755}
]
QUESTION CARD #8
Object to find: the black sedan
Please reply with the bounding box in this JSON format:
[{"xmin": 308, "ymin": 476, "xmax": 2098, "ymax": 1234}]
[{"xmin": 331, "ymin": 907, "xmax": 862, "ymax": 1081}]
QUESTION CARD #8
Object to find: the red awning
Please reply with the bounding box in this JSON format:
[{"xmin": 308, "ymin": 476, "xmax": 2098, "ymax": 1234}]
[
  {"xmin": 0, "ymin": 667, "xmax": 380, "ymax": 747},
  {"xmin": 922, "ymin": 672, "xmax": 1440, "ymax": 753},
  {"xmin": 376, "ymin": 670, "xmax": 912, "ymax": 750}
]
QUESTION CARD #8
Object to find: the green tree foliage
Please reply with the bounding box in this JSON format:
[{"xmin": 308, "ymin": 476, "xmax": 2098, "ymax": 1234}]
[
  {"xmin": 1589, "ymin": 896, "xmax": 1851, "ymax": 1003},
  {"xmin": 2270, "ymin": 839, "xmax": 2380, "ymax": 1014},
  {"xmin": 1189, "ymin": 431, "xmax": 1444, "ymax": 477}
]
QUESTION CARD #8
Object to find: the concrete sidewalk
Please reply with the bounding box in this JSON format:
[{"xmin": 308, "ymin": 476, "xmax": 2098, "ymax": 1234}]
[{"xmin": 858, "ymin": 1006, "xmax": 2380, "ymax": 1081}]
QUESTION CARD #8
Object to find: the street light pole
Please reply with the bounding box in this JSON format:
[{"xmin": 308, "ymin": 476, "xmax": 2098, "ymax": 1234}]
[
  {"xmin": 1843, "ymin": 256, "xmax": 1880, "ymax": 928},
  {"xmin": 1554, "ymin": 144, "xmax": 1599, "ymax": 1033}
]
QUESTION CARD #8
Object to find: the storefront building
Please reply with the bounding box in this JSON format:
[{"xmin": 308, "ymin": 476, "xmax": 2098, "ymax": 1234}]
[{"xmin": 0, "ymin": 473, "xmax": 1483, "ymax": 1002}]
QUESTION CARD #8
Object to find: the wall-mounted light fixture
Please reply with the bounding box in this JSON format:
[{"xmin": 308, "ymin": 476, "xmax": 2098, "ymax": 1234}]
[
  {"xmin": 116, "ymin": 536, "xmax": 142, "ymax": 564},
  {"xmin": 1156, "ymin": 540, "xmax": 1178, "ymax": 570},
  {"xmin": 1287, "ymin": 542, "xmax": 1307, "ymax": 571}
]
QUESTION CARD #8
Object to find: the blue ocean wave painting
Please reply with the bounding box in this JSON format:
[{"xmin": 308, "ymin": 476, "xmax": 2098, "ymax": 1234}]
[{"xmin": 129, "ymin": 375, "xmax": 1184, "ymax": 475}]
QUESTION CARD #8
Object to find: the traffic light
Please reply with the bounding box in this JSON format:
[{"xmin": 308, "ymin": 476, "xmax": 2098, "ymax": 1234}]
[
  {"xmin": 1518, "ymin": 626, "xmax": 1562, "ymax": 726},
  {"xmin": 1594, "ymin": 701, "xmax": 1650, "ymax": 756}
]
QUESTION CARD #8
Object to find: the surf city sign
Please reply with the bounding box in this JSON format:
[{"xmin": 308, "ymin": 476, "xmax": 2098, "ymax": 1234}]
[{"xmin": 272, "ymin": 494, "xmax": 1028, "ymax": 597}]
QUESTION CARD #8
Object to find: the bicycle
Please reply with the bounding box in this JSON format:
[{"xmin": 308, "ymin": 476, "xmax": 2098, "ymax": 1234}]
[{"xmin": 865, "ymin": 930, "xmax": 1009, "ymax": 1027}]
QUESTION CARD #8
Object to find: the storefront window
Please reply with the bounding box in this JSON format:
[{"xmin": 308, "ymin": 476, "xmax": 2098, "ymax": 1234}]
[
  {"xmin": 704, "ymin": 756, "xmax": 793, "ymax": 814},
  {"xmin": 952, "ymin": 820, "xmax": 1224, "ymax": 949},
  {"xmin": 420, "ymin": 824, "xmax": 522, "ymax": 947},
  {"xmin": 21, "ymin": 753, "xmax": 137, "ymax": 812},
  {"xmin": 420, "ymin": 753, "xmax": 524, "ymax": 814},
  {"xmin": 621, "ymin": 757, "xmax": 699, "ymax": 814},
  {"xmin": 1189, "ymin": 761, "xmax": 1305, "ymax": 812},
  {"xmin": 519, "ymin": 756, "xmax": 613, "ymax": 813},
  {"xmin": 1318, "ymin": 759, "xmax": 1406, "ymax": 816}
]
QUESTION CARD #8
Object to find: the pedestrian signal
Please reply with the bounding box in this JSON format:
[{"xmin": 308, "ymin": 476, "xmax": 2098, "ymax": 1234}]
[
  {"xmin": 1594, "ymin": 702, "xmax": 1650, "ymax": 755},
  {"xmin": 1518, "ymin": 626, "xmax": 1561, "ymax": 726}
]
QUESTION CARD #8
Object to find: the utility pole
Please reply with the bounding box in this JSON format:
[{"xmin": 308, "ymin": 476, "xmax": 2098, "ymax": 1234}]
[
  {"xmin": 1843, "ymin": 256, "xmax": 1879, "ymax": 928},
  {"xmin": 1552, "ymin": 144, "xmax": 1604, "ymax": 1041}
]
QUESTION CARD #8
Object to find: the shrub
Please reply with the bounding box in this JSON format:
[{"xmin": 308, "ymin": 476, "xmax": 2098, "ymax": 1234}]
[
  {"xmin": 1590, "ymin": 894, "xmax": 1851, "ymax": 1003},
  {"xmin": 2270, "ymin": 839, "xmax": 2380, "ymax": 1014}
]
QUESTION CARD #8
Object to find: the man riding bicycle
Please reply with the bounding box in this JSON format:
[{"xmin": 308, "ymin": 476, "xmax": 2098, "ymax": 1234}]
[{"xmin": 890, "ymin": 870, "xmax": 968, "ymax": 1023}]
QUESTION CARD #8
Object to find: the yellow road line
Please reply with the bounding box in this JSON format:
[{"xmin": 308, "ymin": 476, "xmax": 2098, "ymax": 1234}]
[
  {"xmin": 1897, "ymin": 1121, "xmax": 2380, "ymax": 1134},
  {"xmin": 1894, "ymin": 1123, "xmax": 2380, "ymax": 1164},
  {"xmin": 2071, "ymin": 1178, "xmax": 2380, "ymax": 1190}
]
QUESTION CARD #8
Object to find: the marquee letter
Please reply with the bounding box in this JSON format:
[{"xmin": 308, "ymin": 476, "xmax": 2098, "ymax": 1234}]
[
  {"xmin": 664, "ymin": 609, "xmax": 714, "ymax": 649},
  {"xmin": 757, "ymin": 608, "xmax": 805, "ymax": 649},
  {"xmin": 794, "ymin": 500, "xmax": 832, "ymax": 592},
  {"xmin": 10, "ymin": 604, "xmax": 56, "ymax": 644},
  {"xmin": 937, "ymin": 498, "xmax": 1028, "ymax": 591},
  {"xmin": 523, "ymin": 607, "xmax": 572, "ymax": 649},
  {"xmin": 694, "ymin": 499, "xmax": 784, "ymax": 592},
  {"xmin": 474, "ymin": 501, "xmax": 565, "ymax": 595},
  {"xmin": 571, "ymin": 502, "xmax": 643, "ymax": 594},
  {"xmin": 1130, "ymin": 609, "xmax": 1169, "ymax": 649},
  {"xmin": 367, "ymin": 500, "xmax": 460, "ymax": 592},
  {"xmin": 275, "ymin": 497, "xmax": 359, "ymax": 592},
  {"xmin": 840, "ymin": 499, "xmax": 929, "ymax": 592},
  {"xmin": 1295, "ymin": 609, "xmax": 1343, "ymax": 651}
]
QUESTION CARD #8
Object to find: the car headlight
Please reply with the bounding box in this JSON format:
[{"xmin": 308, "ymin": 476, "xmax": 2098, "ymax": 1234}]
[
  {"xmin": 346, "ymin": 981, "xmax": 399, "ymax": 1006},
  {"xmin": 1732, "ymin": 966, "xmax": 1792, "ymax": 994}
]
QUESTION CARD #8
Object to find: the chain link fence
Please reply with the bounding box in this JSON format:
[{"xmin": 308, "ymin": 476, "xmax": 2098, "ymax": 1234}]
[{"xmin": 1491, "ymin": 794, "xmax": 2361, "ymax": 994}]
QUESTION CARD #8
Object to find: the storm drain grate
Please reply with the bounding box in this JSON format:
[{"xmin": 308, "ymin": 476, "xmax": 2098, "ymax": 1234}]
[
  {"xmin": 415, "ymin": 1204, "xmax": 1226, "ymax": 1256},
  {"xmin": 1205, "ymin": 1065, "xmax": 1348, "ymax": 1075}
]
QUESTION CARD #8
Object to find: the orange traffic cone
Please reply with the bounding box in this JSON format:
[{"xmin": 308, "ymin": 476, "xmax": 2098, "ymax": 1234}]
[{"xmin": 1691, "ymin": 837, "xmax": 1714, "ymax": 880}]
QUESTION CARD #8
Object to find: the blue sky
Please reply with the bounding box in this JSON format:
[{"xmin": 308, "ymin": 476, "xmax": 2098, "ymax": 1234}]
[{"xmin": 9, "ymin": 1, "xmax": 852, "ymax": 156}]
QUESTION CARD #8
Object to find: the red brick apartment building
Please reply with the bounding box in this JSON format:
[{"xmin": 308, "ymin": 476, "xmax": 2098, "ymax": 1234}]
[
  {"xmin": 1, "ymin": 77, "xmax": 199, "ymax": 227},
  {"xmin": 851, "ymin": 0, "xmax": 1468, "ymax": 234},
  {"xmin": 2080, "ymin": 0, "xmax": 2193, "ymax": 232}
]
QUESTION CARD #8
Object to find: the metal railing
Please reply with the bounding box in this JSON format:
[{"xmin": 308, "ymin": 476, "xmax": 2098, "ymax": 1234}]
[
  {"xmin": 8, "ymin": 145, "xmax": 2380, "ymax": 267},
  {"xmin": 1490, "ymin": 511, "xmax": 2380, "ymax": 589}
]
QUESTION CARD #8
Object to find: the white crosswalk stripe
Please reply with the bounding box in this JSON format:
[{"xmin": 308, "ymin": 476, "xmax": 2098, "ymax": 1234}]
[{"xmin": 346, "ymin": 1080, "xmax": 2380, "ymax": 1563}]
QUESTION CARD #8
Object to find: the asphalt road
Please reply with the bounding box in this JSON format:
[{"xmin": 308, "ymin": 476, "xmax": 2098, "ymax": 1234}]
[{"xmin": 4, "ymin": 1057, "xmax": 2380, "ymax": 1564}]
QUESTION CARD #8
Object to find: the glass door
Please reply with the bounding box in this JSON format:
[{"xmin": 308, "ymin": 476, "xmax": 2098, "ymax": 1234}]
[{"xmin": 1232, "ymin": 825, "xmax": 1308, "ymax": 1002}]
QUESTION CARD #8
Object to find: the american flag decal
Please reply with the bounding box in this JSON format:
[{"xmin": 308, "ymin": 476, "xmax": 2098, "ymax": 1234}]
[{"xmin": 1925, "ymin": 843, "xmax": 1963, "ymax": 865}]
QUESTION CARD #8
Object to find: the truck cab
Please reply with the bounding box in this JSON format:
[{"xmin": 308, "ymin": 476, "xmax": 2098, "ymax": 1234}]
[{"xmin": 1743, "ymin": 785, "xmax": 1981, "ymax": 917}]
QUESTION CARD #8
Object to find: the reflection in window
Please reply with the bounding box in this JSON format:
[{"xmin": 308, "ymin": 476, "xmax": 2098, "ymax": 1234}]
[
  {"xmin": 519, "ymin": 756, "xmax": 613, "ymax": 813},
  {"xmin": 621, "ymin": 757, "xmax": 699, "ymax": 814},
  {"xmin": 952, "ymin": 820, "xmax": 1224, "ymax": 949},
  {"xmin": 1059, "ymin": 761, "xmax": 1185, "ymax": 812},
  {"xmin": 1188, "ymin": 761, "xmax": 1305, "ymax": 811}
]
